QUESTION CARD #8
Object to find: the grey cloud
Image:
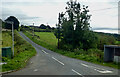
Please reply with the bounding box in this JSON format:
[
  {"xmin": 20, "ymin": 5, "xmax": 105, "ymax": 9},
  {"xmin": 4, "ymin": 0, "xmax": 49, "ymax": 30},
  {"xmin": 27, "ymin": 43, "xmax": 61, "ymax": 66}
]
[{"xmin": 2, "ymin": 7, "xmax": 41, "ymax": 22}]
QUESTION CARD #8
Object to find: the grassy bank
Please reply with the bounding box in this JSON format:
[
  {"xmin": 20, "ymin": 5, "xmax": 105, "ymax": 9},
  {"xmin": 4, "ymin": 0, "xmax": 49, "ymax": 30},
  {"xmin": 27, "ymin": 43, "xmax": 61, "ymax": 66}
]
[
  {"xmin": 23, "ymin": 31, "xmax": 119, "ymax": 69},
  {"xmin": 2, "ymin": 31, "xmax": 36, "ymax": 72}
]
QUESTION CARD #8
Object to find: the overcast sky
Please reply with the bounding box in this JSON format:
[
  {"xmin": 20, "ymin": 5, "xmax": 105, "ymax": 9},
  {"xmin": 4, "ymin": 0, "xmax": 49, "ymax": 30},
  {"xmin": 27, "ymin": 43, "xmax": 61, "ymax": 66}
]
[{"xmin": 0, "ymin": 0, "xmax": 119, "ymax": 34}]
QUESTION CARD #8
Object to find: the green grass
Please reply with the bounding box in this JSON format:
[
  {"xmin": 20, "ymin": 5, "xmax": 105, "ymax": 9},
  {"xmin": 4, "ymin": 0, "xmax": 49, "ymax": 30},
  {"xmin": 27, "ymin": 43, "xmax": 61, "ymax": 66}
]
[
  {"xmin": 23, "ymin": 31, "xmax": 119, "ymax": 69},
  {"xmin": 115, "ymin": 41, "xmax": 120, "ymax": 45},
  {"xmin": 35, "ymin": 32, "xmax": 58, "ymax": 48},
  {"xmin": 2, "ymin": 31, "xmax": 36, "ymax": 72}
]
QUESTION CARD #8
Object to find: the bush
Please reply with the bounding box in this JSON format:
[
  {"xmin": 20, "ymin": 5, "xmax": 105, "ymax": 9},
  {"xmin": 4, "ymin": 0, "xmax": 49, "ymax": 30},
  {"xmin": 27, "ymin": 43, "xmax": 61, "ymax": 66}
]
[
  {"xmin": 2, "ymin": 57, "xmax": 9, "ymax": 62},
  {"xmin": 74, "ymin": 48, "xmax": 85, "ymax": 55},
  {"xmin": 87, "ymin": 49, "xmax": 104, "ymax": 61}
]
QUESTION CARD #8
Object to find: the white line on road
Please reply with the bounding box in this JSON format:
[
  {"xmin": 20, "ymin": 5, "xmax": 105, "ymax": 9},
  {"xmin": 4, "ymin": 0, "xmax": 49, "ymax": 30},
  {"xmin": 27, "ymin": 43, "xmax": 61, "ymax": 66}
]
[
  {"xmin": 72, "ymin": 69, "xmax": 83, "ymax": 76},
  {"xmin": 33, "ymin": 69, "xmax": 38, "ymax": 72},
  {"xmin": 42, "ymin": 50, "xmax": 48, "ymax": 54},
  {"xmin": 52, "ymin": 57, "xmax": 64, "ymax": 65},
  {"xmin": 81, "ymin": 63, "xmax": 113, "ymax": 74},
  {"xmin": 94, "ymin": 69, "xmax": 113, "ymax": 74}
]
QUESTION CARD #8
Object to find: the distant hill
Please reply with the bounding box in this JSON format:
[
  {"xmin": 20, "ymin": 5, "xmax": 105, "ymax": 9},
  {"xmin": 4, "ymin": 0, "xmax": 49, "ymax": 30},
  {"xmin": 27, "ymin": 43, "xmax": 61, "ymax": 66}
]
[{"xmin": 94, "ymin": 31, "xmax": 120, "ymax": 41}]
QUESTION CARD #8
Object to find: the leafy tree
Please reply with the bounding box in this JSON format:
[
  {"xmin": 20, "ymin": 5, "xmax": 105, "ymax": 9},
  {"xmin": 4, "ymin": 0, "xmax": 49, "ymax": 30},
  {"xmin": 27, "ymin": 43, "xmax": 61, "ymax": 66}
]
[
  {"xmin": 39, "ymin": 24, "xmax": 47, "ymax": 29},
  {"xmin": 46, "ymin": 25, "xmax": 51, "ymax": 29},
  {"xmin": 55, "ymin": 0, "xmax": 98, "ymax": 50},
  {"xmin": 5, "ymin": 16, "xmax": 20, "ymax": 30}
]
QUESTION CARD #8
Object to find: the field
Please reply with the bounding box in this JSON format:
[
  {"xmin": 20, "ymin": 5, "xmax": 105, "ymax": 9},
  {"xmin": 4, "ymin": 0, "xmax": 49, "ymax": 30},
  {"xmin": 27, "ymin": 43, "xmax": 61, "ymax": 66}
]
[
  {"xmin": 23, "ymin": 31, "xmax": 119, "ymax": 69},
  {"xmin": 35, "ymin": 32, "xmax": 58, "ymax": 48},
  {"xmin": 115, "ymin": 41, "xmax": 120, "ymax": 45},
  {"xmin": 1, "ymin": 31, "xmax": 36, "ymax": 72}
]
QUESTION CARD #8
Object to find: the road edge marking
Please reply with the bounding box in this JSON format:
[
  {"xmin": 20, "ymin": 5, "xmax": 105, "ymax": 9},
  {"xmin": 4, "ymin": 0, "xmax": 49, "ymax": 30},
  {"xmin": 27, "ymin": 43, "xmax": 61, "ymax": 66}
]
[
  {"xmin": 94, "ymin": 69, "xmax": 113, "ymax": 74},
  {"xmin": 52, "ymin": 57, "xmax": 64, "ymax": 65},
  {"xmin": 42, "ymin": 50, "xmax": 48, "ymax": 54},
  {"xmin": 81, "ymin": 63, "xmax": 113, "ymax": 74},
  {"xmin": 33, "ymin": 69, "xmax": 38, "ymax": 72},
  {"xmin": 72, "ymin": 69, "xmax": 83, "ymax": 76}
]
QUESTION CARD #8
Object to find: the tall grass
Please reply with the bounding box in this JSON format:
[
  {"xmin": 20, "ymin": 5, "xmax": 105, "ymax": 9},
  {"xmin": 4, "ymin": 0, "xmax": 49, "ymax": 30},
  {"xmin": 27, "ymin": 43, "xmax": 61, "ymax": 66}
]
[
  {"xmin": 2, "ymin": 31, "xmax": 36, "ymax": 72},
  {"xmin": 2, "ymin": 31, "xmax": 12, "ymax": 48}
]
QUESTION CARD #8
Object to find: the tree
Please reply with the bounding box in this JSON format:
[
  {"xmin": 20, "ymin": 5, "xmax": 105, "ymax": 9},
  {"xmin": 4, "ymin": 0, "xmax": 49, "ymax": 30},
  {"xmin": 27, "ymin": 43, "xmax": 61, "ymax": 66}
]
[
  {"xmin": 55, "ymin": 0, "xmax": 98, "ymax": 50},
  {"xmin": 5, "ymin": 16, "xmax": 20, "ymax": 30},
  {"xmin": 46, "ymin": 25, "xmax": 51, "ymax": 29},
  {"xmin": 39, "ymin": 24, "xmax": 47, "ymax": 29}
]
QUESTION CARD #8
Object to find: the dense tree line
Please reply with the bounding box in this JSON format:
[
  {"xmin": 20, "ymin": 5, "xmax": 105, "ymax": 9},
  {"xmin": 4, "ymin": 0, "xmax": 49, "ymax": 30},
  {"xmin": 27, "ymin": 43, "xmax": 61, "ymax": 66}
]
[{"xmin": 20, "ymin": 24, "xmax": 55, "ymax": 32}]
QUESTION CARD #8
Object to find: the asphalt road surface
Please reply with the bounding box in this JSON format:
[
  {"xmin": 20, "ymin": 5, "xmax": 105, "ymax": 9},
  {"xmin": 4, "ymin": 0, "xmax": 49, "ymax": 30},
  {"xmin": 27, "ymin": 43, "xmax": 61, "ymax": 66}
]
[{"xmin": 3, "ymin": 32, "xmax": 119, "ymax": 76}]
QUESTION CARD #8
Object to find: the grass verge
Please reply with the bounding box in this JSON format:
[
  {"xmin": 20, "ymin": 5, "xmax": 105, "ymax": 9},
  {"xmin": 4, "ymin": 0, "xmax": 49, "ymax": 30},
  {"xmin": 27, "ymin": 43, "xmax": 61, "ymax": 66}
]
[{"xmin": 2, "ymin": 31, "xmax": 36, "ymax": 72}]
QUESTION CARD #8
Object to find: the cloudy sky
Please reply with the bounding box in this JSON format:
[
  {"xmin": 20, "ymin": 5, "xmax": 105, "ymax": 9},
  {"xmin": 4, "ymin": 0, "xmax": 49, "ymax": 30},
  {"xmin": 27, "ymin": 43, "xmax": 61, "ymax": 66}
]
[{"xmin": 0, "ymin": 0, "xmax": 119, "ymax": 34}]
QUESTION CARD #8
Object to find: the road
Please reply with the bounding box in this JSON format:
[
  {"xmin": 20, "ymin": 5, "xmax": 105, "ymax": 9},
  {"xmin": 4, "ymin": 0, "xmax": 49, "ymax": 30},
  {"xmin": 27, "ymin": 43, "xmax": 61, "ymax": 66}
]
[{"xmin": 3, "ymin": 32, "xmax": 119, "ymax": 76}]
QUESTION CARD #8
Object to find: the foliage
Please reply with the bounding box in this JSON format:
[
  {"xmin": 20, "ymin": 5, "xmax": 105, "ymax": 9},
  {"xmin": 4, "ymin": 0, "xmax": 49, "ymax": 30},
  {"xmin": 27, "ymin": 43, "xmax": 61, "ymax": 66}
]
[
  {"xmin": 95, "ymin": 32, "xmax": 120, "ymax": 41},
  {"xmin": 55, "ymin": 0, "xmax": 98, "ymax": 50},
  {"xmin": 39, "ymin": 24, "xmax": 47, "ymax": 29},
  {"xmin": 39, "ymin": 24, "xmax": 51, "ymax": 29},
  {"xmin": 96, "ymin": 33, "xmax": 116, "ymax": 50},
  {"xmin": 20, "ymin": 25, "xmax": 54, "ymax": 32},
  {"xmin": 4, "ymin": 16, "xmax": 20, "ymax": 30}
]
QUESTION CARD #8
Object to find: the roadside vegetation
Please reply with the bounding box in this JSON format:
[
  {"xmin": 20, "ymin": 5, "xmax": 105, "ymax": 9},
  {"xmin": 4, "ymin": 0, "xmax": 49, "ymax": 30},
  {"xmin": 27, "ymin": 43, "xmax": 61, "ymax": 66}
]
[
  {"xmin": 1, "ymin": 0, "xmax": 119, "ymax": 70},
  {"xmin": 21, "ymin": 0, "xmax": 120, "ymax": 69},
  {"xmin": 23, "ymin": 30, "xmax": 120, "ymax": 69},
  {"xmin": 2, "ymin": 31, "xmax": 36, "ymax": 72}
]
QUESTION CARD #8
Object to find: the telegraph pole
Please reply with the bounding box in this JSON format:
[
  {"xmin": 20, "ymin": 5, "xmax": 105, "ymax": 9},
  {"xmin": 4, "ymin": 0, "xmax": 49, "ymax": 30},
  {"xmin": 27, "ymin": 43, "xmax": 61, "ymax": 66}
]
[
  {"xmin": 5, "ymin": 21, "xmax": 14, "ymax": 57},
  {"xmin": 12, "ymin": 22, "xmax": 14, "ymax": 57},
  {"xmin": 33, "ymin": 23, "xmax": 34, "ymax": 37}
]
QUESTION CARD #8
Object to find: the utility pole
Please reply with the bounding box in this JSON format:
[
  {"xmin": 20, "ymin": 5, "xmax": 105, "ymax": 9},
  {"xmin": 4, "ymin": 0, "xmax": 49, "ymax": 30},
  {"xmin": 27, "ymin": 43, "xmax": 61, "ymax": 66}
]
[
  {"xmin": 12, "ymin": 22, "xmax": 14, "ymax": 57},
  {"xmin": 33, "ymin": 23, "xmax": 34, "ymax": 38},
  {"xmin": 5, "ymin": 21, "xmax": 14, "ymax": 57}
]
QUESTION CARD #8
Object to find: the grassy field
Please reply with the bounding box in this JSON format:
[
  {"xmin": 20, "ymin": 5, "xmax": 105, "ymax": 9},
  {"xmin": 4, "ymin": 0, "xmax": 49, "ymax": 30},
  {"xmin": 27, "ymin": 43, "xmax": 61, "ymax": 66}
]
[
  {"xmin": 115, "ymin": 41, "xmax": 120, "ymax": 45},
  {"xmin": 1, "ymin": 31, "xmax": 36, "ymax": 72},
  {"xmin": 35, "ymin": 32, "xmax": 58, "ymax": 48},
  {"xmin": 23, "ymin": 31, "xmax": 119, "ymax": 69}
]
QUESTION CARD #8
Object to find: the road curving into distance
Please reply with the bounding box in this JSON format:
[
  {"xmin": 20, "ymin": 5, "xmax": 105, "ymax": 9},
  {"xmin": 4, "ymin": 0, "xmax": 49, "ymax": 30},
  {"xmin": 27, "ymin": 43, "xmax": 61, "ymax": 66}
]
[{"xmin": 3, "ymin": 32, "xmax": 119, "ymax": 76}]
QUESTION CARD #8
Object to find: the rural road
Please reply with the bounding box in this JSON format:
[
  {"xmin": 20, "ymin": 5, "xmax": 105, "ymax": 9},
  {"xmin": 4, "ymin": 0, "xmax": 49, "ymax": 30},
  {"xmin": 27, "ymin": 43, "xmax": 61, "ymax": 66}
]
[{"xmin": 3, "ymin": 32, "xmax": 119, "ymax": 76}]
